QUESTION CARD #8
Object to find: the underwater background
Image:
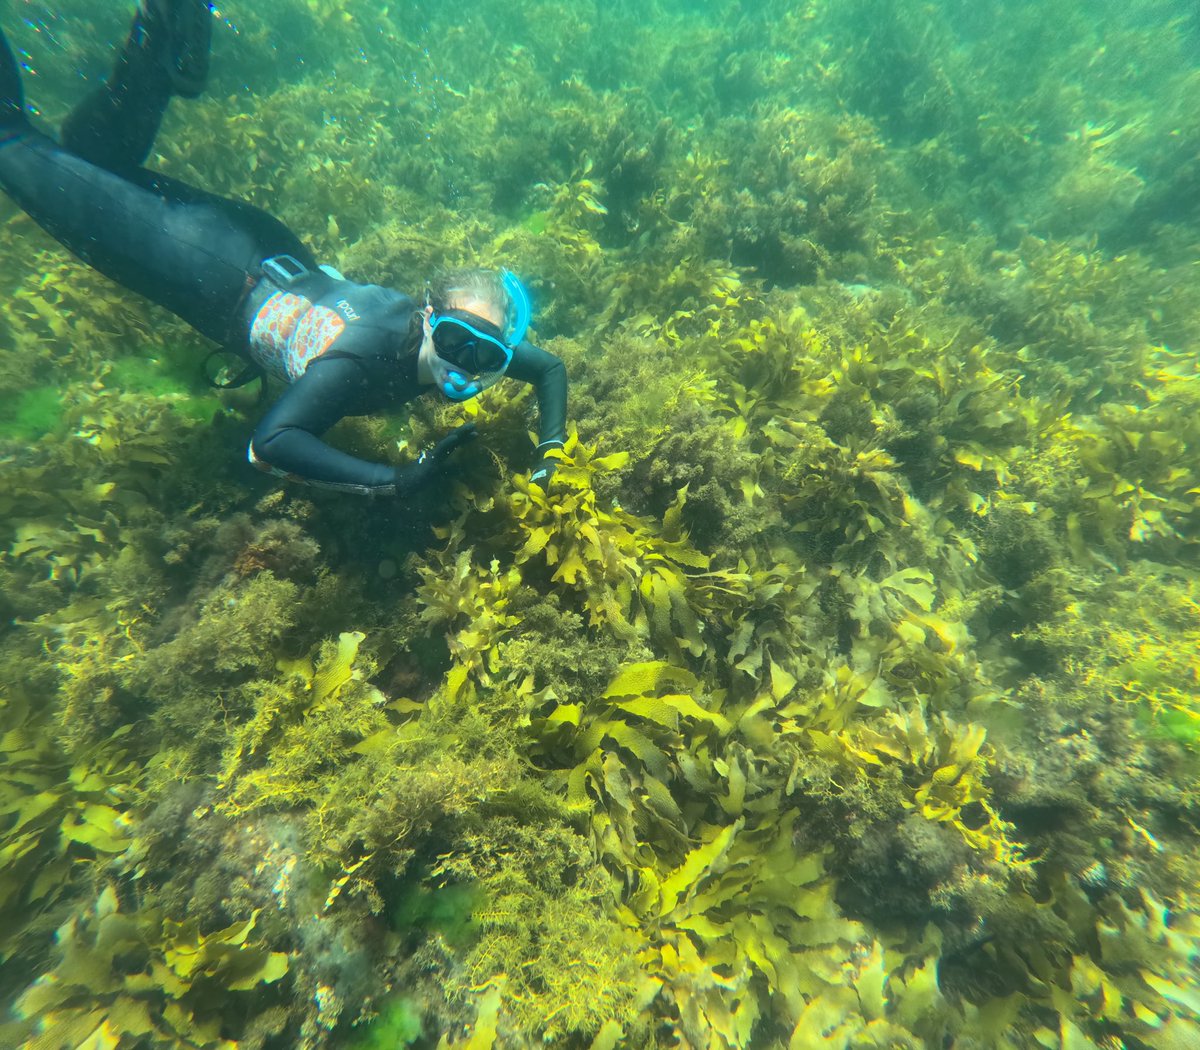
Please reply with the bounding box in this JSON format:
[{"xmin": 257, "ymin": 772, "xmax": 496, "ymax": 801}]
[{"xmin": 2, "ymin": 0, "xmax": 1200, "ymax": 1046}]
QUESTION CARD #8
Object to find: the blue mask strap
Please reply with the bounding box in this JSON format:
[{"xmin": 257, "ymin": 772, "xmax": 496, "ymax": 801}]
[{"xmin": 502, "ymin": 270, "xmax": 532, "ymax": 347}]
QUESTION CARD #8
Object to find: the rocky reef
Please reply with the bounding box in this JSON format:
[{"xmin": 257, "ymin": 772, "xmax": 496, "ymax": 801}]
[{"xmin": 1, "ymin": 1, "xmax": 1199, "ymax": 1047}]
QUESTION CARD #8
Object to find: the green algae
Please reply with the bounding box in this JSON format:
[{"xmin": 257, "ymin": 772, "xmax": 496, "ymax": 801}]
[
  {"xmin": 0, "ymin": 385, "xmax": 62, "ymax": 441},
  {"xmin": 388, "ymin": 879, "xmax": 479, "ymax": 949},
  {"xmin": 1146, "ymin": 707, "xmax": 1200, "ymax": 751},
  {"xmin": 345, "ymin": 995, "xmax": 423, "ymax": 1050},
  {"xmin": 106, "ymin": 354, "xmax": 224, "ymax": 423}
]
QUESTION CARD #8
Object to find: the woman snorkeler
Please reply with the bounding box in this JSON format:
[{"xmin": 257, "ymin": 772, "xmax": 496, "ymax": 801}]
[{"xmin": 0, "ymin": 2, "xmax": 566, "ymax": 497}]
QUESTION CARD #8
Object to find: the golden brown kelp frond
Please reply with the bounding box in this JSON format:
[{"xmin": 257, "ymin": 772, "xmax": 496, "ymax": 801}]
[
  {"xmin": 810, "ymin": 702, "xmax": 1022, "ymax": 865},
  {"xmin": 0, "ymin": 381, "xmax": 230, "ymax": 600},
  {"xmin": 409, "ymin": 431, "xmax": 1005, "ymax": 1043},
  {"xmin": 615, "ymin": 257, "xmax": 749, "ymax": 347},
  {"xmin": 503, "ymin": 431, "xmax": 714, "ymax": 656},
  {"xmin": 909, "ymin": 233, "xmax": 1193, "ymax": 406},
  {"xmin": 1063, "ymin": 358, "xmax": 1200, "ymax": 561},
  {"xmin": 960, "ymin": 881, "xmax": 1200, "ymax": 1050},
  {"xmin": 0, "ymin": 690, "xmax": 139, "ymax": 971},
  {"xmin": 958, "ymin": 344, "xmax": 1200, "ymax": 570},
  {"xmin": 559, "ymin": 754, "xmax": 958, "ymax": 1047},
  {"xmin": 415, "ymin": 551, "xmax": 524, "ymax": 702},
  {"xmin": 156, "ymin": 77, "xmax": 423, "ymax": 235},
  {"xmin": 0, "ymin": 249, "xmax": 160, "ymax": 374},
  {"xmin": 696, "ymin": 107, "xmax": 892, "ymax": 286},
  {"xmin": 3, "ymin": 885, "xmax": 289, "ymax": 1050}
]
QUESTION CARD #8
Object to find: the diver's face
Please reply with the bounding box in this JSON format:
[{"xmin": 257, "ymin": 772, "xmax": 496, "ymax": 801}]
[{"xmin": 418, "ymin": 294, "xmax": 508, "ymax": 399}]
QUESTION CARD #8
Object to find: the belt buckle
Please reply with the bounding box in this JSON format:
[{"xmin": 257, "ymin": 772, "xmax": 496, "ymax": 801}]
[{"xmin": 261, "ymin": 254, "xmax": 309, "ymax": 287}]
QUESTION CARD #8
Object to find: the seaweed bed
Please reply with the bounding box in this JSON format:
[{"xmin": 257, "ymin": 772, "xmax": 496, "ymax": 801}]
[{"xmin": 2, "ymin": 1, "xmax": 1200, "ymax": 1047}]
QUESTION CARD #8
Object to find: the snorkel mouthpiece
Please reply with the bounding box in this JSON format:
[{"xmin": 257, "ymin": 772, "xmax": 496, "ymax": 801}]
[{"xmin": 442, "ymin": 369, "xmax": 481, "ymax": 400}]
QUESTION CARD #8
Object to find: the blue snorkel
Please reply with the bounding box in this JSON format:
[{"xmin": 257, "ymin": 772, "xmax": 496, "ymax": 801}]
[{"xmin": 502, "ymin": 269, "xmax": 532, "ymax": 348}]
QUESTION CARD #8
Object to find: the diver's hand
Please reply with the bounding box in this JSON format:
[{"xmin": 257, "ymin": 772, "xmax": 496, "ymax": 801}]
[
  {"xmin": 530, "ymin": 457, "xmax": 557, "ymax": 487},
  {"xmin": 421, "ymin": 422, "xmax": 478, "ymax": 465},
  {"xmin": 393, "ymin": 423, "xmax": 477, "ymax": 496},
  {"xmin": 529, "ymin": 439, "xmax": 564, "ymax": 488}
]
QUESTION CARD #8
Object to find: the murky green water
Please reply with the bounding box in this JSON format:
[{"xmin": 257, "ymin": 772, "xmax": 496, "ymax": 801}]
[{"xmin": 1, "ymin": 2, "xmax": 1198, "ymax": 1047}]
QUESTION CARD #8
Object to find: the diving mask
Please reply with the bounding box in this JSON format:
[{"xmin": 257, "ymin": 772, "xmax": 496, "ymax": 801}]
[{"xmin": 428, "ymin": 270, "xmax": 532, "ymax": 401}]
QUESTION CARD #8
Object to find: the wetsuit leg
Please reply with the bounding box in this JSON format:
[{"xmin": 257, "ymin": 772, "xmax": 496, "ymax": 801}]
[
  {"xmin": 59, "ymin": 7, "xmax": 174, "ymax": 172},
  {"xmin": 149, "ymin": 0, "xmax": 213, "ymax": 99},
  {"xmin": 0, "ymin": 27, "xmax": 21, "ymax": 133},
  {"xmin": 60, "ymin": 1, "xmax": 213, "ymax": 171},
  {"xmin": 0, "ymin": 23, "xmax": 315, "ymax": 347}
]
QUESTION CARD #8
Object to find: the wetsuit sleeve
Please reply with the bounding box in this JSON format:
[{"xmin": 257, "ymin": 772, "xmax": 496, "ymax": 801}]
[
  {"xmin": 249, "ymin": 355, "xmax": 401, "ymax": 495},
  {"xmin": 505, "ymin": 340, "xmax": 568, "ymax": 451}
]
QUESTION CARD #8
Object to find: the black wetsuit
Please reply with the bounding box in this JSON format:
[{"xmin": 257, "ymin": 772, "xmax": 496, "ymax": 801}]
[{"xmin": 0, "ymin": 16, "xmax": 566, "ymax": 497}]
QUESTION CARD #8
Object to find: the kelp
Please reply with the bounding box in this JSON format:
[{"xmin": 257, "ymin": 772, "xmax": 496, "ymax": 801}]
[
  {"xmin": 809, "ymin": 703, "xmax": 1022, "ymax": 864},
  {"xmin": 0, "ymin": 690, "xmax": 138, "ymax": 968},
  {"xmin": 2, "ymin": 886, "xmax": 288, "ymax": 1050},
  {"xmin": 3, "ymin": 0, "xmax": 1200, "ymax": 1046}
]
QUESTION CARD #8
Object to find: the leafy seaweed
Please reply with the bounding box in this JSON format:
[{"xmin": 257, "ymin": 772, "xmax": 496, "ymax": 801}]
[{"xmin": 3, "ymin": 0, "xmax": 1200, "ymax": 1046}]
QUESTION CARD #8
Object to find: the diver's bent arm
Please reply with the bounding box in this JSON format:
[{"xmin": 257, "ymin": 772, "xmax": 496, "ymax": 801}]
[
  {"xmin": 249, "ymin": 358, "xmax": 402, "ymax": 495},
  {"xmin": 506, "ymin": 340, "xmax": 568, "ymax": 448}
]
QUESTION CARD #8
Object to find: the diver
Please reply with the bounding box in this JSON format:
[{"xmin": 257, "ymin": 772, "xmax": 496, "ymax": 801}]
[{"xmin": 0, "ymin": 2, "xmax": 566, "ymax": 497}]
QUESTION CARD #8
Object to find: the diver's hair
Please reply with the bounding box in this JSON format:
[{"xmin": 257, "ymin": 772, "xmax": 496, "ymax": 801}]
[{"xmin": 427, "ymin": 267, "xmax": 510, "ymax": 320}]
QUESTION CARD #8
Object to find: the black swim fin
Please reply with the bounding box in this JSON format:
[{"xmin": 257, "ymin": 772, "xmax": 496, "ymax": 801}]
[{"xmin": 142, "ymin": 0, "xmax": 212, "ymax": 99}]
